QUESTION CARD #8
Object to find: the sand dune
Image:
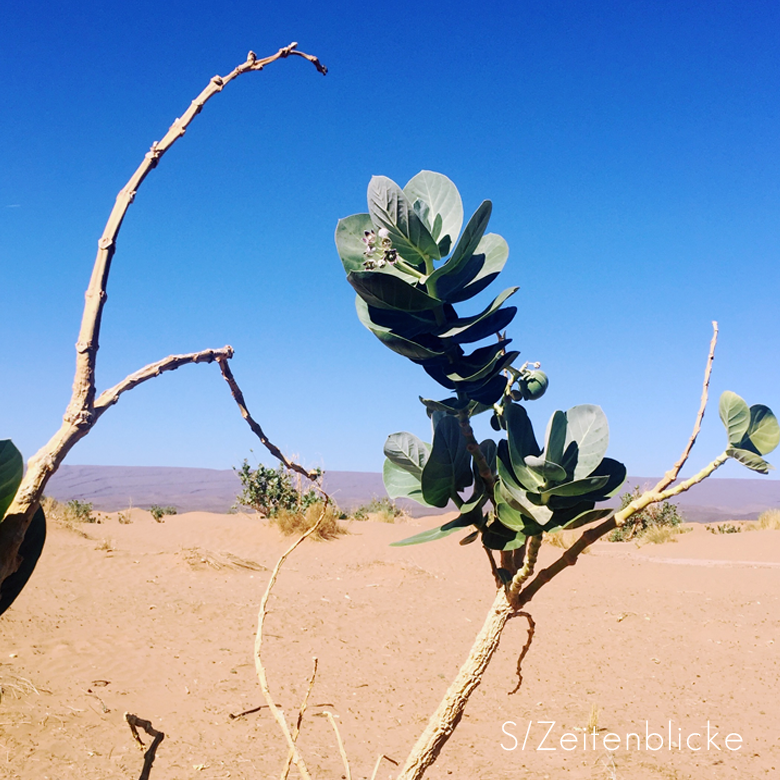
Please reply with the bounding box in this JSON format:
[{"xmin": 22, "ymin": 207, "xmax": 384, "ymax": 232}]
[{"xmin": 1, "ymin": 510, "xmax": 779, "ymax": 779}]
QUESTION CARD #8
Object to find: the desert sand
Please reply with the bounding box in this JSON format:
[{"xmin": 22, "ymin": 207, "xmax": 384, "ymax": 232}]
[{"xmin": 1, "ymin": 511, "xmax": 778, "ymax": 779}]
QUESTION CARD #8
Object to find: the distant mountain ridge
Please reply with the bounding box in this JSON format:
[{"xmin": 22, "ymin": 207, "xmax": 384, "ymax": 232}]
[{"xmin": 45, "ymin": 465, "xmax": 780, "ymax": 522}]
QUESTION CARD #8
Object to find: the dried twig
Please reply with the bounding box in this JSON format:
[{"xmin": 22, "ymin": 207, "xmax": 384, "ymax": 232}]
[
  {"xmin": 508, "ymin": 612, "xmax": 536, "ymax": 695},
  {"xmin": 318, "ymin": 711, "xmax": 351, "ymax": 780},
  {"xmin": 370, "ymin": 754, "xmax": 399, "ymax": 780},
  {"xmin": 216, "ymin": 357, "xmax": 323, "ymax": 484},
  {"xmin": 654, "ymin": 321, "xmax": 718, "ymax": 493},
  {"xmin": 281, "ymin": 657, "xmax": 319, "ymax": 780},
  {"xmin": 125, "ymin": 712, "xmax": 165, "ymax": 780},
  {"xmin": 254, "ymin": 510, "xmax": 327, "ymax": 780}
]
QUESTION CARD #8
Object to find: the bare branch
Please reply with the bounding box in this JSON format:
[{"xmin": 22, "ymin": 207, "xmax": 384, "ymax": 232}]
[
  {"xmin": 125, "ymin": 712, "xmax": 165, "ymax": 780},
  {"xmin": 93, "ymin": 346, "xmax": 234, "ymax": 416},
  {"xmin": 254, "ymin": 510, "xmax": 327, "ymax": 780},
  {"xmin": 67, "ymin": 44, "xmax": 326, "ymax": 425},
  {"xmin": 654, "ymin": 321, "xmax": 719, "ymax": 493},
  {"xmin": 216, "ymin": 356, "xmax": 324, "ymax": 485}
]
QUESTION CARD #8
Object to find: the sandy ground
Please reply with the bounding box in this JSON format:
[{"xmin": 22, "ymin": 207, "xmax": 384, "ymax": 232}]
[{"xmin": 1, "ymin": 512, "xmax": 778, "ymax": 780}]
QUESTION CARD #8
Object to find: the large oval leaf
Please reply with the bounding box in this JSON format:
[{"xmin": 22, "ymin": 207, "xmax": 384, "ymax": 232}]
[
  {"xmin": 383, "ymin": 459, "xmax": 432, "ymax": 505},
  {"xmin": 421, "ymin": 415, "xmax": 472, "ymax": 508},
  {"xmin": 0, "ymin": 440, "xmax": 23, "ymax": 521},
  {"xmin": 383, "ymin": 432, "xmax": 430, "ymax": 479},
  {"xmin": 563, "ymin": 405, "xmax": 609, "ymax": 481},
  {"xmin": 543, "ymin": 410, "xmax": 568, "ymax": 471},
  {"xmin": 427, "ymin": 201, "xmax": 492, "ymax": 290},
  {"xmin": 335, "ymin": 213, "xmax": 375, "ymax": 274},
  {"xmin": 368, "ymin": 176, "xmax": 440, "ymax": 268},
  {"xmin": 719, "ymin": 391, "xmax": 750, "ymax": 446},
  {"xmin": 746, "ymin": 405, "xmax": 780, "ymax": 456},
  {"xmin": 541, "ymin": 474, "xmax": 610, "ymax": 499},
  {"xmin": 403, "ymin": 171, "xmax": 464, "ymax": 245},
  {"xmin": 348, "ymin": 271, "xmax": 442, "ymax": 312},
  {"xmin": 0, "ymin": 505, "xmax": 46, "ymax": 616},
  {"xmin": 437, "ymin": 233, "xmax": 509, "ymax": 304},
  {"xmin": 726, "ymin": 447, "xmax": 773, "ymax": 474}
]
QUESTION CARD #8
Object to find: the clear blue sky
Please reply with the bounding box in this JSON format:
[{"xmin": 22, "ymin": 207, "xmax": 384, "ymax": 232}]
[{"xmin": 2, "ymin": 0, "xmax": 778, "ymax": 482}]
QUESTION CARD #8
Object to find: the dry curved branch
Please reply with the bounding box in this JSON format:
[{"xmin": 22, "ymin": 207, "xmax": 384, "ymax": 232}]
[
  {"xmin": 94, "ymin": 346, "xmax": 234, "ymax": 416},
  {"xmin": 1, "ymin": 44, "xmax": 325, "ymax": 590},
  {"xmin": 216, "ymin": 356, "xmax": 325, "ymax": 486}
]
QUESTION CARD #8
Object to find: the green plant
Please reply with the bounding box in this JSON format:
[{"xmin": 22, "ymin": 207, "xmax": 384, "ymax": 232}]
[
  {"xmin": 234, "ymin": 460, "xmax": 322, "ymax": 517},
  {"xmin": 608, "ymin": 487, "xmax": 684, "ymax": 541},
  {"xmin": 66, "ymin": 499, "xmax": 96, "ymax": 523},
  {"xmin": 336, "ymin": 171, "xmax": 780, "ymax": 780},
  {"xmin": 705, "ymin": 522, "xmax": 742, "ymax": 534},
  {"xmin": 352, "ymin": 497, "xmax": 408, "ymax": 523},
  {"xmin": 149, "ymin": 504, "xmax": 177, "ymax": 522}
]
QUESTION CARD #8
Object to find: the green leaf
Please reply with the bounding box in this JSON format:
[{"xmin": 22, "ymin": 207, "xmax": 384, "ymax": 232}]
[
  {"xmin": 495, "ymin": 491, "xmax": 533, "ymax": 533},
  {"xmin": 0, "ymin": 505, "xmax": 46, "ymax": 616},
  {"xmin": 403, "ymin": 171, "xmax": 464, "ymax": 245},
  {"xmin": 421, "ymin": 415, "xmax": 472, "ymax": 507},
  {"xmin": 541, "ymin": 475, "xmax": 610, "ymax": 499},
  {"xmin": 367, "ymin": 176, "xmax": 440, "ymax": 268},
  {"xmin": 348, "ymin": 271, "xmax": 442, "ymax": 312},
  {"xmin": 435, "ymin": 287, "xmax": 518, "ymax": 342},
  {"xmin": 383, "ymin": 459, "xmax": 433, "ymax": 505},
  {"xmin": 497, "ymin": 459, "xmax": 554, "ymax": 527},
  {"xmin": 543, "ymin": 410, "xmax": 568, "ymax": 469},
  {"xmin": 444, "ymin": 344, "xmax": 519, "ymax": 384},
  {"xmin": 719, "ymin": 391, "xmax": 751, "ymax": 446},
  {"xmin": 481, "ymin": 520, "xmax": 528, "ymax": 551},
  {"xmin": 335, "ymin": 214, "xmax": 375, "ymax": 274},
  {"xmin": 356, "ymin": 299, "xmax": 446, "ymax": 361},
  {"xmin": 726, "ymin": 447, "xmax": 773, "ymax": 474},
  {"xmin": 427, "ymin": 201, "xmax": 492, "ymax": 290},
  {"xmin": 383, "ymin": 432, "xmax": 430, "ymax": 480},
  {"xmin": 437, "ymin": 233, "xmax": 509, "ymax": 304},
  {"xmin": 563, "ymin": 405, "xmax": 610, "ymax": 481},
  {"xmin": 389, "ymin": 510, "xmax": 475, "ymax": 547},
  {"xmin": 0, "ymin": 440, "xmax": 23, "ymax": 521},
  {"xmin": 745, "ymin": 405, "xmax": 780, "ymax": 456}
]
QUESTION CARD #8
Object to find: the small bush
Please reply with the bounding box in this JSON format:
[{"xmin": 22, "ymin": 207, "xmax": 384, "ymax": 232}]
[
  {"xmin": 66, "ymin": 499, "xmax": 96, "ymax": 523},
  {"xmin": 149, "ymin": 505, "xmax": 177, "ymax": 522},
  {"xmin": 235, "ymin": 460, "xmax": 321, "ymax": 517},
  {"xmin": 272, "ymin": 502, "xmax": 346, "ymax": 541},
  {"xmin": 638, "ymin": 525, "xmax": 688, "ymax": 545},
  {"xmin": 705, "ymin": 522, "xmax": 742, "ymax": 534},
  {"xmin": 609, "ymin": 487, "xmax": 685, "ymax": 542},
  {"xmin": 352, "ymin": 497, "xmax": 408, "ymax": 523}
]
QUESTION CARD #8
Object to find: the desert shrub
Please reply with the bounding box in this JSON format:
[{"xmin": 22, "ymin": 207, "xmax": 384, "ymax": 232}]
[
  {"xmin": 639, "ymin": 525, "xmax": 688, "ymax": 545},
  {"xmin": 754, "ymin": 508, "xmax": 780, "ymax": 530},
  {"xmin": 149, "ymin": 504, "xmax": 177, "ymax": 522},
  {"xmin": 608, "ymin": 487, "xmax": 684, "ymax": 542},
  {"xmin": 66, "ymin": 499, "xmax": 96, "ymax": 523},
  {"xmin": 705, "ymin": 522, "xmax": 742, "ymax": 534},
  {"xmin": 235, "ymin": 460, "xmax": 321, "ymax": 517},
  {"xmin": 272, "ymin": 502, "xmax": 346, "ymax": 541},
  {"xmin": 352, "ymin": 497, "xmax": 408, "ymax": 523}
]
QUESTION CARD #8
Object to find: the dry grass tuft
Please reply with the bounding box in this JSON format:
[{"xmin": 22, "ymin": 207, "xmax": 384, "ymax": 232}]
[
  {"xmin": 273, "ymin": 502, "xmax": 347, "ymax": 540},
  {"xmin": 637, "ymin": 525, "xmax": 688, "ymax": 546},
  {"xmin": 0, "ymin": 674, "xmax": 50, "ymax": 702},
  {"xmin": 179, "ymin": 548, "xmax": 268, "ymax": 571},
  {"xmin": 753, "ymin": 508, "xmax": 780, "ymax": 531},
  {"xmin": 41, "ymin": 496, "xmax": 92, "ymax": 538},
  {"xmin": 586, "ymin": 703, "xmax": 601, "ymax": 733},
  {"xmin": 94, "ymin": 538, "xmax": 115, "ymax": 552}
]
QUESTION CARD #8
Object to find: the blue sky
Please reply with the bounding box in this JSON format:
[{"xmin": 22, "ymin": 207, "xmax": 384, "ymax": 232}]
[{"xmin": 2, "ymin": 0, "xmax": 778, "ymax": 482}]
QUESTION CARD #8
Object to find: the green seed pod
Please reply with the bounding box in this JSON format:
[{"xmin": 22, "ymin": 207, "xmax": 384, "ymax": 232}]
[{"xmin": 517, "ymin": 370, "xmax": 549, "ymax": 401}]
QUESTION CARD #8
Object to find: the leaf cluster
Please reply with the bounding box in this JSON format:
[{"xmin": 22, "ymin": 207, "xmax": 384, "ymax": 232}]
[
  {"xmin": 234, "ymin": 460, "xmax": 321, "ymax": 517},
  {"xmin": 336, "ymin": 171, "xmax": 521, "ymax": 405}
]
